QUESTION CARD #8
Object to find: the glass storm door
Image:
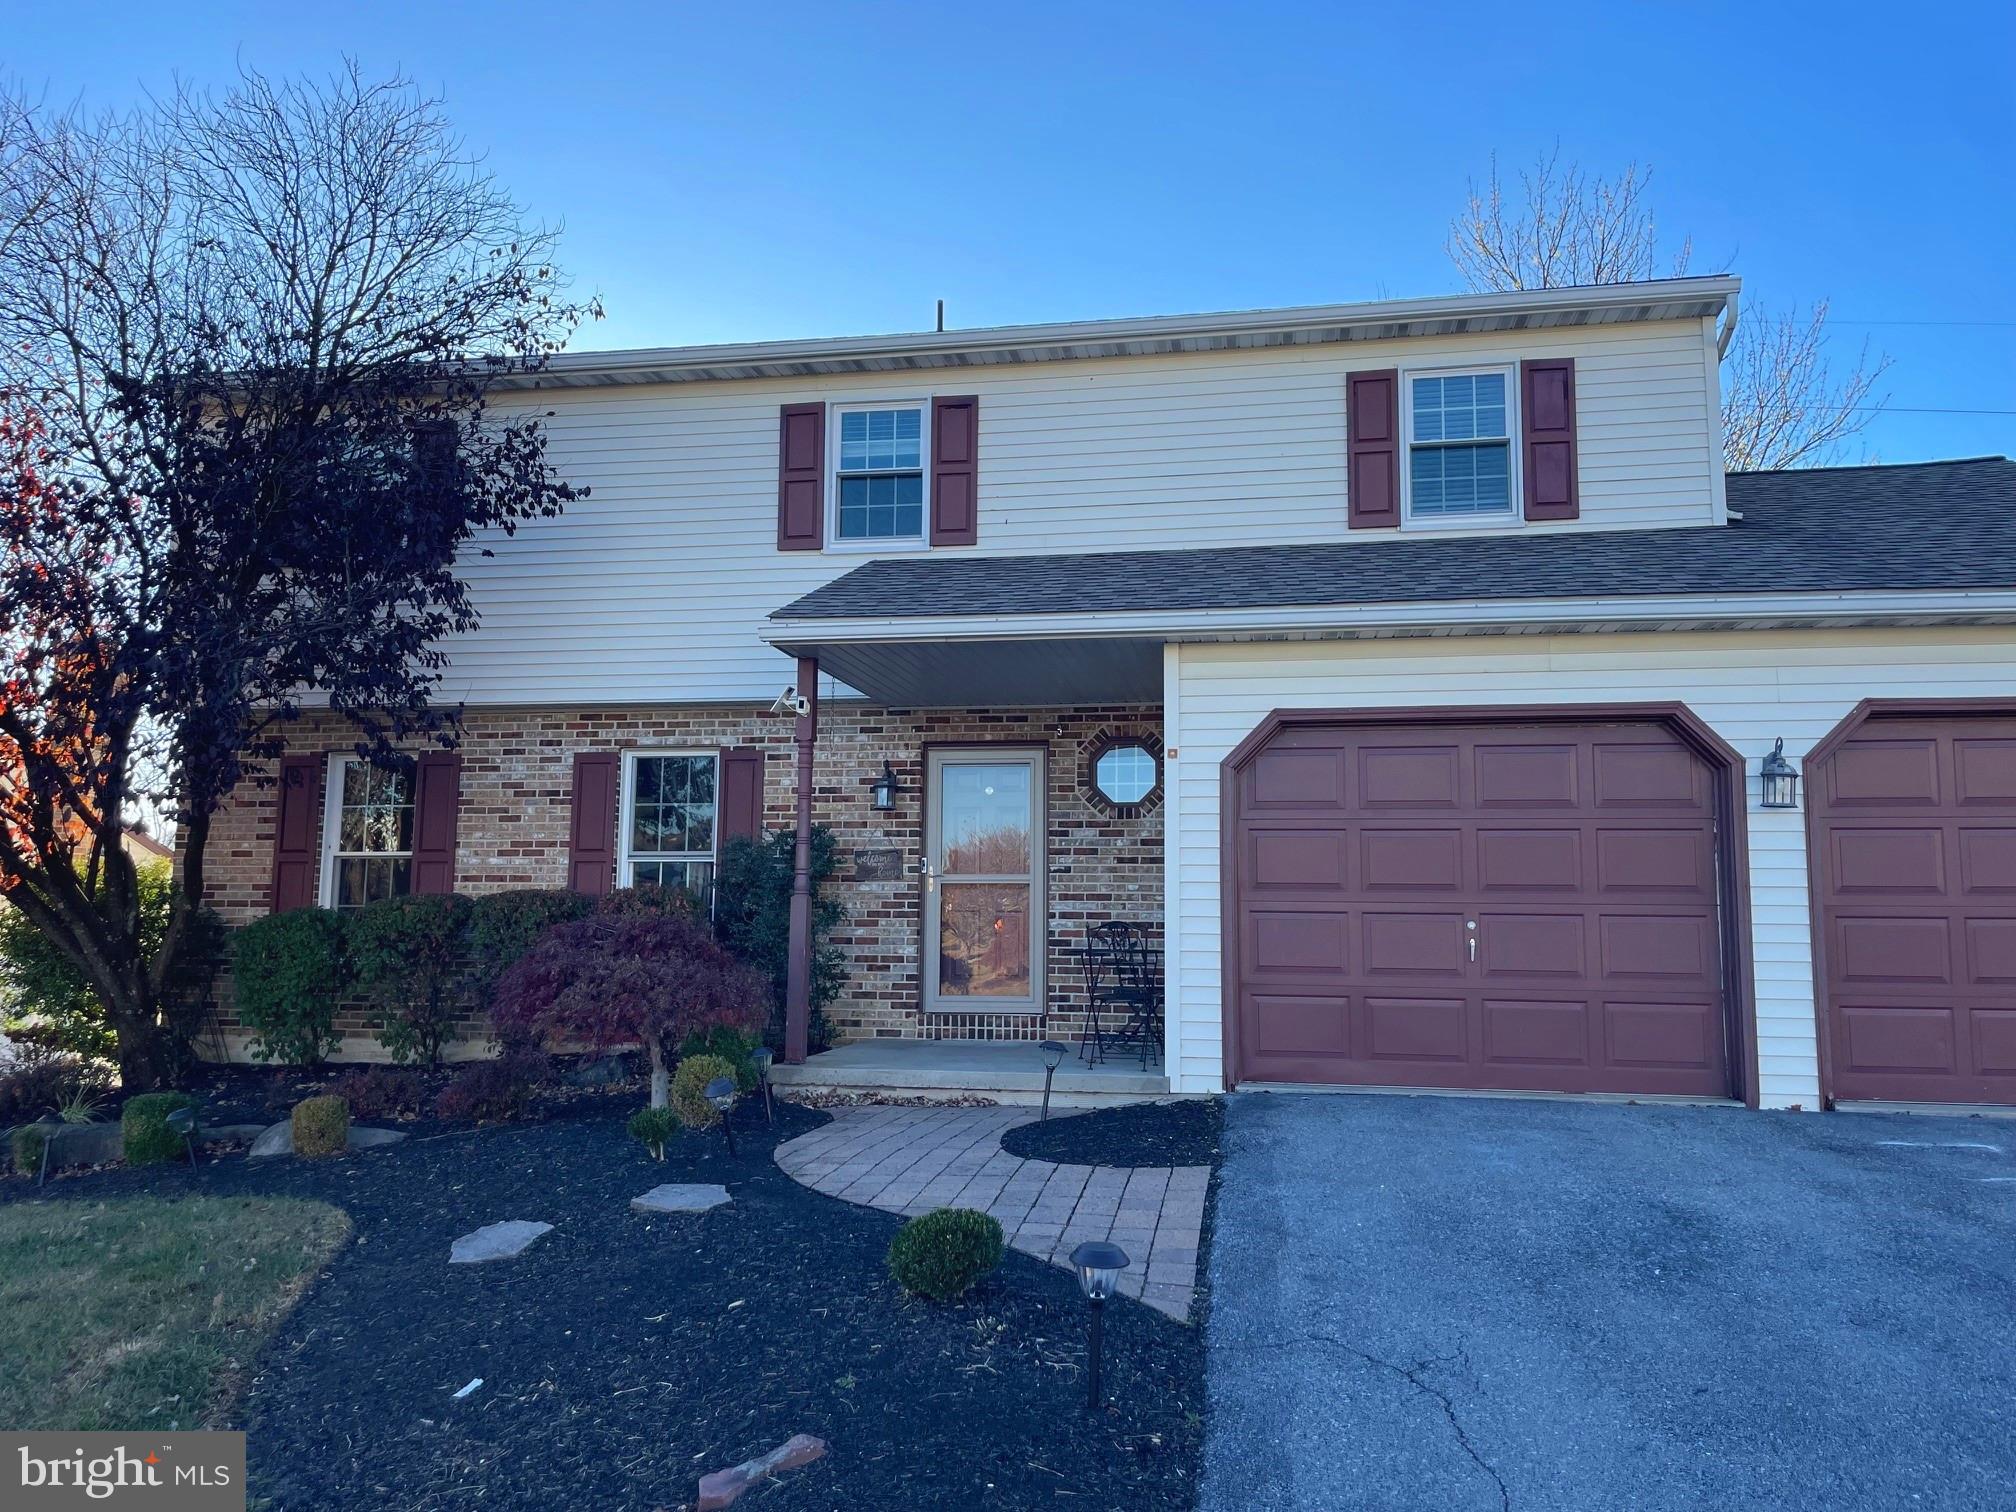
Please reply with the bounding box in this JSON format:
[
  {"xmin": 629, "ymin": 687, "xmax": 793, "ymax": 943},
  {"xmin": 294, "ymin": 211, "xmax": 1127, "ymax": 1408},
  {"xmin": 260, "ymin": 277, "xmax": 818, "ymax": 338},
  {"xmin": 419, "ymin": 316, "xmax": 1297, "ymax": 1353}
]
[{"xmin": 924, "ymin": 748, "xmax": 1045, "ymax": 1014}]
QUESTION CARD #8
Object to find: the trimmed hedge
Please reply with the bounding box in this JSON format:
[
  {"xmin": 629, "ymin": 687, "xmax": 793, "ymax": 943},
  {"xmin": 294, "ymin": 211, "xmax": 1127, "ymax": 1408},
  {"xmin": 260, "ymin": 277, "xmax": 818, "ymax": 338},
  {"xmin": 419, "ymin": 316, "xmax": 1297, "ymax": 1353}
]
[
  {"xmin": 122, "ymin": 1092, "xmax": 200, "ymax": 1166},
  {"xmin": 348, "ymin": 893, "xmax": 471, "ymax": 1065},
  {"xmin": 231, "ymin": 909, "xmax": 348, "ymax": 1066},
  {"xmin": 888, "ymin": 1208, "xmax": 1005, "ymax": 1301},
  {"xmin": 627, "ymin": 1105, "xmax": 679, "ymax": 1160},
  {"xmin": 291, "ymin": 1095, "xmax": 349, "ymax": 1157},
  {"xmin": 670, "ymin": 1053, "xmax": 737, "ymax": 1130},
  {"xmin": 465, "ymin": 889, "xmax": 592, "ymax": 996}
]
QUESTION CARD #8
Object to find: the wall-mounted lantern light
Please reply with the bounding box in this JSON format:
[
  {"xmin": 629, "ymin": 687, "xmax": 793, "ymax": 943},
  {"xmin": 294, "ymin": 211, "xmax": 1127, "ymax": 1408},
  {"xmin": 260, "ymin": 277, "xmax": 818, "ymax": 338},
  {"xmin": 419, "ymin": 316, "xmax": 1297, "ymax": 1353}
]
[
  {"xmin": 870, "ymin": 761, "xmax": 903, "ymax": 812},
  {"xmin": 1759, "ymin": 738, "xmax": 1800, "ymax": 810}
]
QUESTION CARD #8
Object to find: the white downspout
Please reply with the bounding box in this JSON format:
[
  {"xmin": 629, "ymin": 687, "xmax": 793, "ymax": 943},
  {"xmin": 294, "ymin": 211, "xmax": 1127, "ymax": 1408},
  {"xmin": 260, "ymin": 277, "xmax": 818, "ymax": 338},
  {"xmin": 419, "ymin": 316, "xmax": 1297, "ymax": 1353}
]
[{"xmin": 1717, "ymin": 289, "xmax": 1741, "ymax": 357}]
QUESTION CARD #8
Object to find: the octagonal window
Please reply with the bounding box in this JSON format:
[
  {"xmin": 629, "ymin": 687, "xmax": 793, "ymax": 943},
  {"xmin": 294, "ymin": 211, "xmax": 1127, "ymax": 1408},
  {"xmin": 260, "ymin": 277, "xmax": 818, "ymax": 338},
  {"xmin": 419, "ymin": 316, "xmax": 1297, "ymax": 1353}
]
[{"xmin": 1094, "ymin": 743, "xmax": 1158, "ymax": 806}]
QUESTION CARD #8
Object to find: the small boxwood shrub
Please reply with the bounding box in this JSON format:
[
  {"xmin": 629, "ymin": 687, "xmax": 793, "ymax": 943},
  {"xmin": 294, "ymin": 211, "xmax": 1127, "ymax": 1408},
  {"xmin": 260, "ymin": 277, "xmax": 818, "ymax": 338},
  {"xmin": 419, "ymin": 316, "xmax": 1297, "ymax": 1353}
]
[
  {"xmin": 887, "ymin": 1208, "xmax": 1005, "ymax": 1301},
  {"xmin": 434, "ymin": 1048, "xmax": 548, "ymax": 1124},
  {"xmin": 11, "ymin": 1124, "xmax": 49, "ymax": 1177},
  {"xmin": 327, "ymin": 1065, "xmax": 425, "ymax": 1121},
  {"xmin": 627, "ymin": 1105, "xmax": 679, "ymax": 1161},
  {"xmin": 465, "ymin": 889, "xmax": 592, "ymax": 996},
  {"xmin": 232, "ymin": 909, "xmax": 349, "ymax": 1066},
  {"xmin": 348, "ymin": 893, "xmax": 471, "ymax": 1066},
  {"xmin": 670, "ymin": 1052, "xmax": 737, "ymax": 1130},
  {"xmin": 679, "ymin": 1025, "xmax": 758, "ymax": 1092},
  {"xmin": 122, "ymin": 1091, "xmax": 200, "ymax": 1166},
  {"xmin": 292, "ymin": 1095, "xmax": 349, "ymax": 1157}
]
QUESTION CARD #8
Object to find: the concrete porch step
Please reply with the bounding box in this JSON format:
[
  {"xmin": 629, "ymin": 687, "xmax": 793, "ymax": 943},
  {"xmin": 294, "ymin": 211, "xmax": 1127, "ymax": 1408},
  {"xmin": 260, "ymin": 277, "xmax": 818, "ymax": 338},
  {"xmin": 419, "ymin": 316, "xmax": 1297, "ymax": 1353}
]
[{"xmin": 771, "ymin": 1038, "xmax": 1169, "ymax": 1105}]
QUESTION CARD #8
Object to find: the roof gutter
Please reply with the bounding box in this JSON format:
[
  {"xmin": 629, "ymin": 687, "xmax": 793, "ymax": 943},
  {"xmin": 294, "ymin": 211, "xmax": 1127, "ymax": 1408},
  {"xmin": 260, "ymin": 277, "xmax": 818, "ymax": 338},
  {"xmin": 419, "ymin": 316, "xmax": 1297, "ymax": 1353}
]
[{"xmin": 1717, "ymin": 288, "xmax": 1741, "ymax": 358}]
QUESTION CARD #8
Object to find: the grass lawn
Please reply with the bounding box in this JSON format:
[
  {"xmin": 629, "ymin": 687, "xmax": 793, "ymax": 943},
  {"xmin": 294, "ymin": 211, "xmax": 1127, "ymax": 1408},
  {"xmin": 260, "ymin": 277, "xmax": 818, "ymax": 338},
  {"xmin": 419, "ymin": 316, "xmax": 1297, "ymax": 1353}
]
[{"xmin": 0, "ymin": 1195, "xmax": 350, "ymax": 1432}]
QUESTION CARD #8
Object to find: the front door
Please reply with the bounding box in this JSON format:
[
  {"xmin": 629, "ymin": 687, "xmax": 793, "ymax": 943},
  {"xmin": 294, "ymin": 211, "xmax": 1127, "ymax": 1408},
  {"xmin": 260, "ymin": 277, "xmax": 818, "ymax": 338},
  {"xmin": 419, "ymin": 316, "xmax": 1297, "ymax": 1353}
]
[{"xmin": 925, "ymin": 748, "xmax": 1046, "ymax": 1015}]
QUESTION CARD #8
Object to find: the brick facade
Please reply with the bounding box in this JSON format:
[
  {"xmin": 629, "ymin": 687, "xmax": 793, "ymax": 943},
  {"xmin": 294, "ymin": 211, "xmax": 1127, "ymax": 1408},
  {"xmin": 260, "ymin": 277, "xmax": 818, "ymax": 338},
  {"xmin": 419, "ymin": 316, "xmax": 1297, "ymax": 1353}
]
[{"xmin": 196, "ymin": 702, "xmax": 1163, "ymax": 1058}]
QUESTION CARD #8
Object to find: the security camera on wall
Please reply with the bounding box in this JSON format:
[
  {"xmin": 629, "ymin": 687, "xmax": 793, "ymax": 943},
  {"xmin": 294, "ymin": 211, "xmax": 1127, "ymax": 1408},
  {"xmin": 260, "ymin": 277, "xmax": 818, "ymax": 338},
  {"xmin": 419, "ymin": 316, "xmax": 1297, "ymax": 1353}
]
[{"xmin": 770, "ymin": 686, "xmax": 810, "ymax": 718}]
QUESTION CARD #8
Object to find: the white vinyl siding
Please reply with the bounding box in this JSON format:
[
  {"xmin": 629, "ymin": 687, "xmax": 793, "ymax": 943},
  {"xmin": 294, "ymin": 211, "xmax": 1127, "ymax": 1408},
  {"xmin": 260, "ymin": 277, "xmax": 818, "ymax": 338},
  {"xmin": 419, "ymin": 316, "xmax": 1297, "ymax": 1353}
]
[
  {"xmin": 442, "ymin": 319, "xmax": 1721, "ymax": 705},
  {"xmin": 1162, "ymin": 628, "xmax": 2016, "ymax": 1108}
]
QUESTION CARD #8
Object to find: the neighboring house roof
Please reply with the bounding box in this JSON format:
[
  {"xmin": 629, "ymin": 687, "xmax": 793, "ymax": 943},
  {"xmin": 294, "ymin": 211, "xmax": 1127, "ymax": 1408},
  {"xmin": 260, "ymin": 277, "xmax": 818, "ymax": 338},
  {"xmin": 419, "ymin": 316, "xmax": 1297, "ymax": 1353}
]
[
  {"xmin": 121, "ymin": 828, "xmax": 173, "ymax": 862},
  {"xmin": 503, "ymin": 277, "xmax": 1738, "ymax": 390},
  {"xmin": 770, "ymin": 458, "xmax": 2016, "ymax": 624}
]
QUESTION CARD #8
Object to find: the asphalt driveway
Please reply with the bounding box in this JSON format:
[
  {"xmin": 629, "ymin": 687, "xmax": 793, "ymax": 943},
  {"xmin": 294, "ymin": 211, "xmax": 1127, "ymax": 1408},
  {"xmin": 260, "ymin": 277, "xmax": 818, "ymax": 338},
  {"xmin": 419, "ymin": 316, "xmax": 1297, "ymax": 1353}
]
[{"xmin": 1203, "ymin": 1094, "xmax": 2016, "ymax": 1511}]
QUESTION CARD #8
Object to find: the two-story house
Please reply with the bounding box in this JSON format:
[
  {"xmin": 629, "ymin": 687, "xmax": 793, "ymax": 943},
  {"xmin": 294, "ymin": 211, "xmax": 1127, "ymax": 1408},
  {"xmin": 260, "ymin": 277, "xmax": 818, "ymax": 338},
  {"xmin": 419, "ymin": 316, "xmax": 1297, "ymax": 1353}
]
[{"xmin": 192, "ymin": 275, "xmax": 2016, "ymax": 1112}]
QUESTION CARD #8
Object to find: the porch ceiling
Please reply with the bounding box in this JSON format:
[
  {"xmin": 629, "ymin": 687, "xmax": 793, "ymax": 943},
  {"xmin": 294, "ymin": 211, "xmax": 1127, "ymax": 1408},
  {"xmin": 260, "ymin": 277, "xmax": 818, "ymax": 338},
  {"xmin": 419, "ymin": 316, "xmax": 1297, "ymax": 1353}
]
[{"xmin": 776, "ymin": 634, "xmax": 1163, "ymax": 708}]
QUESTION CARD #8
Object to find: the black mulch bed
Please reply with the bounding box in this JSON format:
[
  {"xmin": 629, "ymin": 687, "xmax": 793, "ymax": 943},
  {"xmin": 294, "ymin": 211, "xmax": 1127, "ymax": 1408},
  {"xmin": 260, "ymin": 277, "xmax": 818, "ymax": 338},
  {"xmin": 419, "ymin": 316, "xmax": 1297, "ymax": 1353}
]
[
  {"xmin": 4, "ymin": 1101, "xmax": 1205, "ymax": 1510},
  {"xmin": 1001, "ymin": 1098, "xmax": 1225, "ymax": 1169}
]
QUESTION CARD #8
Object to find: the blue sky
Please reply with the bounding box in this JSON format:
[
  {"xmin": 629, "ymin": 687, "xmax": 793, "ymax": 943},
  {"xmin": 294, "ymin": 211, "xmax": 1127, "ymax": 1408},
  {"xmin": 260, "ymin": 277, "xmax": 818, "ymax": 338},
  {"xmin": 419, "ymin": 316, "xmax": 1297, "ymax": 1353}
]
[{"xmin": 12, "ymin": 0, "xmax": 2013, "ymax": 461}]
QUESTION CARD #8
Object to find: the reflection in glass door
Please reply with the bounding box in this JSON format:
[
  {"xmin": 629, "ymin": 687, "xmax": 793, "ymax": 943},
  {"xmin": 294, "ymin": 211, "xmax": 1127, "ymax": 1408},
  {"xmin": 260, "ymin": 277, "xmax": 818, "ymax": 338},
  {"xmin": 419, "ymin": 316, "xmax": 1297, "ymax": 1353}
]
[{"xmin": 925, "ymin": 748, "xmax": 1045, "ymax": 1013}]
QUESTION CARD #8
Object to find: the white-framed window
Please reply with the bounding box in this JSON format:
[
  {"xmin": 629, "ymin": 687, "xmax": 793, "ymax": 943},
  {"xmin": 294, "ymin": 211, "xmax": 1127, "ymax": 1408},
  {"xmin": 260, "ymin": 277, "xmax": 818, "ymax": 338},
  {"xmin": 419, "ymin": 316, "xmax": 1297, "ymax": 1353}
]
[
  {"xmin": 318, "ymin": 755, "xmax": 414, "ymax": 909},
  {"xmin": 618, "ymin": 751, "xmax": 719, "ymax": 894},
  {"xmin": 830, "ymin": 402, "xmax": 928, "ymax": 545},
  {"xmin": 1403, "ymin": 366, "xmax": 1518, "ymax": 524}
]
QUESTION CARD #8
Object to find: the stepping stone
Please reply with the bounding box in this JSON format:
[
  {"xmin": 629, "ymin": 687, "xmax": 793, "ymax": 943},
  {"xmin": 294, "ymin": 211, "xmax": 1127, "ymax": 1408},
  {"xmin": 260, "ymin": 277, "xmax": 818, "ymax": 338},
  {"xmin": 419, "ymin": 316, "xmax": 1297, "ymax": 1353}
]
[
  {"xmin": 450, "ymin": 1220, "xmax": 554, "ymax": 1265},
  {"xmin": 632, "ymin": 1183, "xmax": 732, "ymax": 1215},
  {"xmin": 247, "ymin": 1121, "xmax": 409, "ymax": 1158}
]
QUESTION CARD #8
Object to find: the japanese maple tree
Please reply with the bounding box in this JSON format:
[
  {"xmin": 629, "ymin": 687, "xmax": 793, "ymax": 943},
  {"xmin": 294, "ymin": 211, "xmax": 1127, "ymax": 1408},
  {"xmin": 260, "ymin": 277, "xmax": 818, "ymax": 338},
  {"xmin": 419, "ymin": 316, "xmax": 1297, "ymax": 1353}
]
[{"xmin": 0, "ymin": 68, "xmax": 595, "ymax": 1086}]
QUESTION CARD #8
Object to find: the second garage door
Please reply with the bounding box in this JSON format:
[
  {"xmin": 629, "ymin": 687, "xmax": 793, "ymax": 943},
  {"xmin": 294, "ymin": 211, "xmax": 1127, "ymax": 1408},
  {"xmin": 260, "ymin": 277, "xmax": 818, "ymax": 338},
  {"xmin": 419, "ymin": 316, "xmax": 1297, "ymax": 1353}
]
[{"xmin": 1230, "ymin": 717, "xmax": 1731, "ymax": 1095}]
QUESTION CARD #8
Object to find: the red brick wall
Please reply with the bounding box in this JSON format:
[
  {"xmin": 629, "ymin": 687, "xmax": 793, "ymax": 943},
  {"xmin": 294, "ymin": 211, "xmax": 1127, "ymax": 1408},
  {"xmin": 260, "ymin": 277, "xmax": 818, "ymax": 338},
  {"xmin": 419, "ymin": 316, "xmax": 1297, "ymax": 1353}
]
[{"xmin": 194, "ymin": 702, "xmax": 1163, "ymax": 1058}]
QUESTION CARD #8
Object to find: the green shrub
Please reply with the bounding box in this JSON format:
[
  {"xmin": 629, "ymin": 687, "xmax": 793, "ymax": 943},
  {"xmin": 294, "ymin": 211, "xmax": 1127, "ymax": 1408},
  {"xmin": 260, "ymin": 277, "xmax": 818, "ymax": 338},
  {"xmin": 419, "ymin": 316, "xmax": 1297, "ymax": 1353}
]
[
  {"xmin": 627, "ymin": 1105, "xmax": 679, "ymax": 1161},
  {"xmin": 348, "ymin": 893, "xmax": 471, "ymax": 1065},
  {"xmin": 465, "ymin": 889, "xmax": 592, "ymax": 998},
  {"xmin": 11, "ymin": 1124, "xmax": 49, "ymax": 1177},
  {"xmin": 713, "ymin": 827, "xmax": 844, "ymax": 1052},
  {"xmin": 679, "ymin": 1025, "xmax": 758, "ymax": 1092},
  {"xmin": 887, "ymin": 1208, "xmax": 1005, "ymax": 1301},
  {"xmin": 122, "ymin": 1091, "xmax": 200, "ymax": 1166},
  {"xmin": 232, "ymin": 909, "xmax": 349, "ymax": 1066},
  {"xmin": 670, "ymin": 1053, "xmax": 737, "ymax": 1130},
  {"xmin": 291, "ymin": 1095, "xmax": 349, "ymax": 1157}
]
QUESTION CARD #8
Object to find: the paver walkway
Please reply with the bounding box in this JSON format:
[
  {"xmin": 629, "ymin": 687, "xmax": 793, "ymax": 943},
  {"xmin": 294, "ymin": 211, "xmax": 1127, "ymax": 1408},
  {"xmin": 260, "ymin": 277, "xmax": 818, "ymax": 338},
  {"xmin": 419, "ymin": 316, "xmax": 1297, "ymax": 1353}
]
[{"xmin": 775, "ymin": 1104, "xmax": 1207, "ymax": 1321}]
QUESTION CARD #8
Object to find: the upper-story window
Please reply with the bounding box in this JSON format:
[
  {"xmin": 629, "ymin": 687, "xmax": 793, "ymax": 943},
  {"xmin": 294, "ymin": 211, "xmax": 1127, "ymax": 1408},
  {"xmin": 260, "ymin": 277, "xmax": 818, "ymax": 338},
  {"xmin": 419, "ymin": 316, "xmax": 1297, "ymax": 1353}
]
[
  {"xmin": 833, "ymin": 404, "xmax": 927, "ymax": 542},
  {"xmin": 1404, "ymin": 368, "xmax": 1516, "ymax": 523},
  {"xmin": 319, "ymin": 756, "xmax": 413, "ymax": 908}
]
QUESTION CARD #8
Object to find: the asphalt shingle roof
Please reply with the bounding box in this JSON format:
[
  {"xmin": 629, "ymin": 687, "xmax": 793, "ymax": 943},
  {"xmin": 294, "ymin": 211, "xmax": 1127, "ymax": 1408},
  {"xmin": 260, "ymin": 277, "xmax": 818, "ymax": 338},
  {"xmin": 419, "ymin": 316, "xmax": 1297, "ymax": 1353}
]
[{"xmin": 770, "ymin": 458, "xmax": 2016, "ymax": 622}]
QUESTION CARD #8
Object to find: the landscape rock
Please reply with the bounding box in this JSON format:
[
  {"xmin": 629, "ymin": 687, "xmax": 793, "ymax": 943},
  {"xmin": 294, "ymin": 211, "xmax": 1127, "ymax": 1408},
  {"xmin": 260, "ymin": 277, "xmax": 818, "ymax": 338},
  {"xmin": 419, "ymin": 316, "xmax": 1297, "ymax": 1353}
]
[
  {"xmin": 247, "ymin": 1121, "xmax": 409, "ymax": 1158},
  {"xmin": 563, "ymin": 1052, "xmax": 633, "ymax": 1087},
  {"xmin": 630, "ymin": 1182, "xmax": 732, "ymax": 1215},
  {"xmin": 697, "ymin": 1434, "xmax": 828, "ymax": 1510},
  {"xmin": 38, "ymin": 1123, "xmax": 124, "ymax": 1172},
  {"xmin": 198, "ymin": 1123, "xmax": 270, "ymax": 1149},
  {"xmin": 449, "ymin": 1220, "xmax": 554, "ymax": 1264}
]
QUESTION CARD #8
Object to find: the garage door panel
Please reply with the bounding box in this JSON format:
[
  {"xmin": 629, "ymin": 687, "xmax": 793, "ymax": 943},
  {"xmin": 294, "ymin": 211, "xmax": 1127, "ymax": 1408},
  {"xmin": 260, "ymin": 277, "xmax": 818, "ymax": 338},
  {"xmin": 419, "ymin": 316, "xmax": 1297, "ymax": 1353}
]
[
  {"xmin": 1358, "ymin": 745, "xmax": 1460, "ymax": 809},
  {"xmin": 1604, "ymin": 1000, "xmax": 1718, "ymax": 1071},
  {"xmin": 1475, "ymin": 744, "xmax": 1579, "ymax": 808},
  {"xmin": 1592, "ymin": 741, "xmax": 1706, "ymax": 810},
  {"xmin": 1955, "ymin": 739, "xmax": 2016, "ymax": 804},
  {"xmin": 1595, "ymin": 828, "xmax": 1709, "ymax": 892},
  {"xmin": 1833, "ymin": 916, "xmax": 1953, "ymax": 984},
  {"xmin": 1975, "ymin": 1013, "xmax": 2016, "ymax": 1075},
  {"xmin": 1599, "ymin": 914, "xmax": 1716, "ymax": 982},
  {"xmin": 1362, "ymin": 913, "xmax": 1467, "ymax": 976},
  {"xmin": 1828, "ymin": 739, "xmax": 1941, "ymax": 807},
  {"xmin": 1958, "ymin": 828, "xmax": 2016, "ymax": 892},
  {"xmin": 1479, "ymin": 829, "xmax": 1583, "ymax": 891},
  {"xmin": 1482, "ymin": 998, "xmax": 1590, "ymax": 1067},
  {"xmin": 1247, "ymin": 828, "xmax": 1349, "ymax": 890},
  {"xmin": 1479, "ymin": 914, "xmax": 1587, "ymax": 977},
  {"xmin": 1829, "ymin": 828, "xmax": 1947, "ymax": 894},
  {"xmin": 1361, "ymin": 828, "xmax": 1465, "ymax": 891},
  {"xmin": 1364, "ymin": 996, "xmax": 1468, "ymax": 1062},
  {"xmin": 1966, "ymin": 919, "xmax": 2016, "ymax": 984},
  {"xmin": 1838, "ymin": 1004, "xmax": 1958, "ymax": 1076},
  {"xmin": 1231, "ymin": 716, "xmax": 1730, "ymax": 1097}
]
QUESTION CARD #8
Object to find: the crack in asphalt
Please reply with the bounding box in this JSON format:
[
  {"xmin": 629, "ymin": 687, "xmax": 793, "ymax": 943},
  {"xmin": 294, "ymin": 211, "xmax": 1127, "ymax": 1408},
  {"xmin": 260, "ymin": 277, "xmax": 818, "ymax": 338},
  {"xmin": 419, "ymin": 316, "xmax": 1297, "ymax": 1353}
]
[{"xmin": 1223, "ymin": 1333, "xmax": 1511, "ymax": 1511}]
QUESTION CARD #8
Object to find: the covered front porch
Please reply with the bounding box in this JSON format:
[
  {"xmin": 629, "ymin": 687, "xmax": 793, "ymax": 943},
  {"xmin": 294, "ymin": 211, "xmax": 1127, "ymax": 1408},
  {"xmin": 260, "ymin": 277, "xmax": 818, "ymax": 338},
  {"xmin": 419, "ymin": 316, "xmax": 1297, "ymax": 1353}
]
[{"xmin": 771, "ymin": 1037, "xmax": 1171, "ymax": 1104}]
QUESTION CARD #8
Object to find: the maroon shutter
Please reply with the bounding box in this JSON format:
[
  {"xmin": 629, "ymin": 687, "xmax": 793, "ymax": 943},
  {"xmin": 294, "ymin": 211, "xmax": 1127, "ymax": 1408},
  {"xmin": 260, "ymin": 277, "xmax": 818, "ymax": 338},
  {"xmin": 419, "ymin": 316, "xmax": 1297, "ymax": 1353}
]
[
  {"xmin": 410, "ymin": 752, "xmax": 463, "ymax": 895},
  {"xmin": 1521, "ymin": 358, "xmax": 1579, "ymax": 521},
  {"xmin": 568, "ymin": 752, "xmax": 620, "ymax": 896},
  {"xmin": 269, "ymin": 754, "xmax": 324, "ymax": 913},
  {"xmin": 777, "ymin": 403, "xmax": 825, "ymax": 551},
  {"xmin": 1347, "ymin": 369, "xmax": 1400, "ymax": 529},
  {"xmin": 718, "ymin": 748, "xmax": 766, "ymax": 847},
  {"xmin": 930, "ymin": 395, "xmax": 979, "ymax": 546}
]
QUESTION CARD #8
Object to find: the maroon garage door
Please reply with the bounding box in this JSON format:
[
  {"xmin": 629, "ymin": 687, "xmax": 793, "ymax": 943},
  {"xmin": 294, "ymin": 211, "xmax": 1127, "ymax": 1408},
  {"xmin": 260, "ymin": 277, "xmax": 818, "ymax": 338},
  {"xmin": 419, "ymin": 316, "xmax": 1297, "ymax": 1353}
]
[
  {"xmin": 1812, "ymin": 713, "xmax": 2016, "ymax": 1104},
  {"xmin": 1230, "ymin": 718, "xmax": 1730, "ymax": 1095}
]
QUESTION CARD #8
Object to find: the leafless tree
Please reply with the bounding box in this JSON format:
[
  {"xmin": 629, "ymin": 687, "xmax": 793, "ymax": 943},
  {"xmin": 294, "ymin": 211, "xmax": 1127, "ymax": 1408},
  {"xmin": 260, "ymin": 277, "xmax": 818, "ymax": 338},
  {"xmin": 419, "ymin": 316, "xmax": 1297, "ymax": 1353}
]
[{"xmin": 1447, "ymin": 148, "xmax": 1889, "ymax": 470}]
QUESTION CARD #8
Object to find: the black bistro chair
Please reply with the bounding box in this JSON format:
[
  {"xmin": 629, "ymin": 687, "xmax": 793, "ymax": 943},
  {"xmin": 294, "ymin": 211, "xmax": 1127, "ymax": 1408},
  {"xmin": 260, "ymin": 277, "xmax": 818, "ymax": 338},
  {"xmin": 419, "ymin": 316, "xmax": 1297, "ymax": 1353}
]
[{"xmin": 1077, "ymin": 921, "xmax": 1164, "ymax": 1070}]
